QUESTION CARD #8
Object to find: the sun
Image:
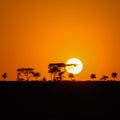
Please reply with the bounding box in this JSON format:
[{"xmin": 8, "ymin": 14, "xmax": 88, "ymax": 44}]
[{"xmin": 65, "ymin": 58, "xmax": 83, "ymax": 74}]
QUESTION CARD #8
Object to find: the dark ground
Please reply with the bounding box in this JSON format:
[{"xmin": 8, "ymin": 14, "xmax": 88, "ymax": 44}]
[{"xmin": 0, "ymin": 81, "xmax": 120, "ymax": 116}]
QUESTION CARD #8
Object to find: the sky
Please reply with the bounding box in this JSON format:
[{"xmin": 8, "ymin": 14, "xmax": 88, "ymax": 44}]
[{"xmin": 0, "ymin": 0, "xmax": 120, "ymax": 80}]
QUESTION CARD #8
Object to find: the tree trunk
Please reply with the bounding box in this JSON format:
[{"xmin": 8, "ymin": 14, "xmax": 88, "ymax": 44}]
[{"xmin": 26, "ymin": 72, "xmax": 29, "ymax": 81}]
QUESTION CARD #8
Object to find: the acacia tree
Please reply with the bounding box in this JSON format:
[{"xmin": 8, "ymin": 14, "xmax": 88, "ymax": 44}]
[
  {"xmin": 2, "ymin": 73, "xmax": 7, "ymax": 80},
  {"xmin": 111, "ymin": 72, "xmax": 118, "ymax": 81},
  {"xmin": 48, "ymin": 63, "xmax": 76, "ymax": 81},
  {"xmin": 16, "ymin": 68, "xmax": 40, "ymax": 81},
  {"xmin": 90, "ymin": 74, "xmax": 96, "ymax": 81}
]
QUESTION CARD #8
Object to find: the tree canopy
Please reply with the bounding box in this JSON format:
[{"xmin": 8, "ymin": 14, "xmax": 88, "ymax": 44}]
[{"xmin": 16, "ymin": 67, "xmax": 40, "ymax": 81}]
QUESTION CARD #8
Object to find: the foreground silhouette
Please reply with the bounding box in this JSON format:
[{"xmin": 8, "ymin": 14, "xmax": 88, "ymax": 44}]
[{"xmin": 0, "ymin": 80, "xmax": 120, "ymax": 115}]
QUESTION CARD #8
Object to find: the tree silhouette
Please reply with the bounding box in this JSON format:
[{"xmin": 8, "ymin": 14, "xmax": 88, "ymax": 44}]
[
  {"xmin": 48, "ymin": 63, "xmax": 76, "ymax": 81},
  {"xmin": 2, "ymin": 73, "xmax": 7, "ymax": 80},
  {"xmin": 111, "ymin": 72, "xmax": 118, "ymax": 81},
  {"xmin": 48, "ymin": 63, "xmax": 67, "ymax": 81},
  {"xmin": 68, "ymin": 73, "xmax": 75, "ymax": 80},
  {"xmin": 100, "ymin": 75, "xmax": 109, "ymax": 81},
  {"xmin": 90, "ymin": 74, "xmax": 96, "ymax": 81},
  {"xmin": 48, "ymin": 65, "xmax": 61, "ymax": 81},
  {"xmin": 16, "ymin": 68, "xmax": 40, "ymax": 81}
]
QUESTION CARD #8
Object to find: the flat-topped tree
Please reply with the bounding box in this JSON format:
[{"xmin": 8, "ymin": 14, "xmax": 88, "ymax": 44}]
[
  {"xmin": 48, "ymin": 63, "xmax": 76, "ymax": 81},
  {"xmin": 16, "ymin": 67, "xmax": 40, "ymax": 81}
]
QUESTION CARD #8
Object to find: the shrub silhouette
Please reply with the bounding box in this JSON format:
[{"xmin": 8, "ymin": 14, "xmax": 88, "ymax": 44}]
[
  {"xmin": 68, "ymin": 73, "xmax": 75, "ymax": 80},
  {"xmin": 100, "ymin": 75, "xmax": 109, "ymax": 81},
  {"xmin": 2, "ymin": 73, "xmax": 7, "ymax": 80},
  {"xmin": 90, "ymin": 74, "xmax": 96, "ymax": 81},
  {"xmin": 111, "ymin": 72, "xmax": 118, "ymax": 81}
]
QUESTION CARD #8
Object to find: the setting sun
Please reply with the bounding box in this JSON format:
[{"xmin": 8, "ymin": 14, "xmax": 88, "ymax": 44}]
[{"xmin": 65, "ymin": 58, "xmax": 83, "ymax": 74}]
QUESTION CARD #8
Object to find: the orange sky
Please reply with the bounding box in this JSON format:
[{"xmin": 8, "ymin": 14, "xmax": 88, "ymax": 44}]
[{"xmin": 0, "ymin": 0, "xmax": 120, "ymax": 80}]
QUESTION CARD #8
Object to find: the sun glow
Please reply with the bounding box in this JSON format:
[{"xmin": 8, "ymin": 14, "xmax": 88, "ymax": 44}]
[{"xmin": 65, "ymin": 58, "xmax": 83, "ymax": 74}]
